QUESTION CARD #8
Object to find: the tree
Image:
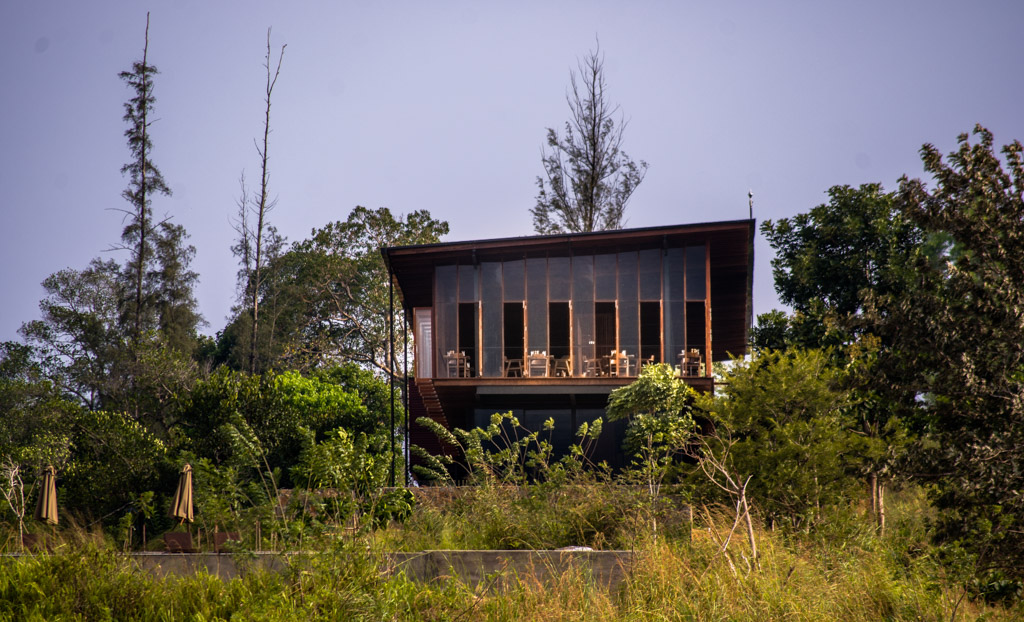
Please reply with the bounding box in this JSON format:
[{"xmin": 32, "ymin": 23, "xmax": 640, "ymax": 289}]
[
  {"xmin": 760, "ymin": 183, "xmax": 923, "ymax": 350},
  {"xmin": 869, "ymin": 125, "xmax": 1024, "ymax": 578},
  {"xmin": 233, "ymin": 29, "xmax": 286, "ymax": 374},
  {"xmin": 531, "ymin": 43, "xmax": 648, "ymax": 234},
  {"xmin": 19, "ymin": 259, "xmax": 126, "ymax": 408},
  {"xmin": 151, "ymin": 221, "xmax": 201, "ymax": 355},
  {"xmin": 607, "ymin": 363, "xmax": 696, "ymax": 537},
  {"xmin": 694, "ymin": 349, "xmax": 867, "ymax": 530},
  {"xmin": 759, "ymin": 184, "xmax": 922, "ymax": 530},
  {"xmin": 117, "ymin": 13, "xmax": 172, "ymax": 347},
  {"xmin": 250, "ymin": 207, "xmax": 448, "ymax": 375}
]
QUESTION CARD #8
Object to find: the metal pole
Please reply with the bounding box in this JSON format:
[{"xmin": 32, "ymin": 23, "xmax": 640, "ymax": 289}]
[
  {"xmin": 389, "ymin": 263, "xmax": 395, "ymax": 487},
  {"xmin": 403, "ymin": 307, "xmax": 410, "ymax": 485}
]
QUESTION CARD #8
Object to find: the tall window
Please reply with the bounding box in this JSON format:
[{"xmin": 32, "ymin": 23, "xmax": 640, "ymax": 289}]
[
  {"xmin": 640, "ymin": 301, "xmax": 660, "ymax": 363},
  {"xmin": 457, "ymin": 302, "xmax": 477, "ymax": 376},
  {"xmin": 548, "ymin": 302, "xmax": 570, "ymax": 359},
  {"xmin": 503, "ymin": 302, "xmax": 524, "ymax": 362},
  {"xmin": 595, "ymin": 302, "xmax": 616, "ymax": 357}
]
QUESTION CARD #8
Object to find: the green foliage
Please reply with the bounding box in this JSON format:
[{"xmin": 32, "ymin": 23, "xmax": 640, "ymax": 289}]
[
  {"xmin": 173, "ymin": 365, "xmax": 379, "ymax": 486},
  {"xmin": 222, "ymin": 205, "xmax": 448, "ymax": 374},
  {"xmin": 759, "ymin": 181, "xmax": 921, "ymax": 530},
  {"xmin": 606, "ymin": 363, "xmax": 693, "ymax": 424},
  {"xmin": 290, "ymin": 426, "xmax": 393, "ymax": 524},
  {"xmin": 868, "ymin": 125, "xmax": 1024, "ymax": 578},
  {"xmin": 695, "ymin": 350, "xmax": 867, "ymax": 528},
  {"xmin": 19, "ymin": 259, "xmax": 126, "ymax": 410},
  {"xmin": 760, "ymin": 183, "xmax": 921, "ymax": 345},
  {"xmin": 413, "ymin": 412, "xmax": 556, "ymax": 486},
  {"xmin": 60, "ymin": 410, "xmax": 168, "ymax": 521}
]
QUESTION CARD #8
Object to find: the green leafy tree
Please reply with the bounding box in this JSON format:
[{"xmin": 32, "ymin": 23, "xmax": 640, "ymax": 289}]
[
  {"xmin": 19, "ymin": 260, "xmax": 126, "ymax": 409},
  {"xmin": 532, "ymin": 43, "xmax": 648, "ymax": 234},
  {"xmin": 150, "ymin": 221, "xmax": 202, "ymax": 355},
  {"xmin": 245, "ymin": 206, "xmax": 448, "ymax": 375},
  {"xmin": 607, "ymin": 363, "xmax": 696, "ymax": 536},
  {"xmin": 759, "ymin": 183, "xmax": 922, "ymax": 350},
  {"xmin": 172, "ymin": 364, "xmax": 387, "ymax": 487},
  {"xmin": 869, "ymin": 125, "xmax": 1024, "ymax": 578},
  {"xmin": 695, "ymin": 350, "xmax": 867, "ymax": 530},
  {"xmin": 760, "ymin": 183, "xmax": 921, "ymax": 530}
]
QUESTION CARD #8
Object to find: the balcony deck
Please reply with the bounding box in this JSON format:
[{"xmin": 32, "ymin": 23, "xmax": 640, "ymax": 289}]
[{"xmin": 428, "ymin": 375, "xmax": 714, "ymax": 393}]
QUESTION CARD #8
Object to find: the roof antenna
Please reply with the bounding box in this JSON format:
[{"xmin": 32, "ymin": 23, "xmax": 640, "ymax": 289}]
[{"xmin": 748, "ymin": 189, "xmax": 754, "ymax": 220}]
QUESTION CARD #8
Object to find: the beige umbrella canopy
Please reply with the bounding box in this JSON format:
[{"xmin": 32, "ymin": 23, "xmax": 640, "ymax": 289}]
[
  {"xmin": 169, "ymin": 463, "xmax": 194, "ymax": 524},
  {"xmin": 34, "ymin": 465, "xmax": 58, "ymax": 526}
]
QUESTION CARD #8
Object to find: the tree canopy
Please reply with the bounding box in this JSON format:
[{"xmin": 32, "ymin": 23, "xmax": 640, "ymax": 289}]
[
  {"xmin": 531, "ymin": 44, "xmax": 647, "ymax": 234},
  {"xmin": 868, "ymin": 126, "xmax": 1024, "ymax": 575}
]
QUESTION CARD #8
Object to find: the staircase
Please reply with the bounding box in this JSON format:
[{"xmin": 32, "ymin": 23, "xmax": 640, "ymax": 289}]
[{"xmin": 409, "ymin": 378, "xmax": 451, "ymax": 459}]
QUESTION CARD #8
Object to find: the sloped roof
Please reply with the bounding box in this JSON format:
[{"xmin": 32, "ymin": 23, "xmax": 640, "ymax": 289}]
[{"xmin": 383, "ymin": 219, "xmax": 755, "ymax": 359}]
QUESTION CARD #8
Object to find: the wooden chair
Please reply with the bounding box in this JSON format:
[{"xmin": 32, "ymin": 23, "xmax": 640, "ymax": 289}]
[
  {"xmin": 553, "ymin": 356, "xmax": 572, "ymax": 377},
  {"xmin": 503, "ymin": 356, "xmax": 523, "ymax": 377},
  {"xmin": 583, "ymin": 356, "xmax": 599, "ymax": 377},
  {"xmin": 213, "ymin": 531, "xmax": 241, "ymax": 553},
  {"xmin": 444, "ymin": 351, "xmax": 458, "ymax": 378},
  {"xmin": 164, "ymin": 532, "xmax": 196, "ymax": 553},
  {"xmin": 527, "ymin": 353, "xmax": 550, "ymax": 377}
]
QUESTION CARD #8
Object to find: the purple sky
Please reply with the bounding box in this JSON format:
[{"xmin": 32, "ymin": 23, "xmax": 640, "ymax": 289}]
[{"xmin": 3, "ymin": 1, "xmax": 1023, "ymax": 344}]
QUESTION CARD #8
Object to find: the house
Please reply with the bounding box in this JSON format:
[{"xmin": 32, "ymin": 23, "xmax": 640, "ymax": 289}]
[{"xmin": 382, "ymin": 219, "xmax": 755, "ymax": 475}]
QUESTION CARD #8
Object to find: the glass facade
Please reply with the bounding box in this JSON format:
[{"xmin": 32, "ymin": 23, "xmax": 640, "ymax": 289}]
[
  {"xmin": 430, "ymin": 241, "xmax": 710, "ymax": 378},
  {"xmin": 526, "ymin": 258, "xmax": 548, "ymax": 354},
  {"xmin": 480, "ymin": 262, "xmax": 503, "ymax": 377},
  {"xmin": 571, "ymin": 255, "xmax": 595, "ymax": 377}
]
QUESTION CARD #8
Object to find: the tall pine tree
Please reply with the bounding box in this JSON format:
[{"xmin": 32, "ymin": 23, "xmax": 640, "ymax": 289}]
[{"xmin": 118, "ymin": 13, "xmax": 200, "ymax": 354}]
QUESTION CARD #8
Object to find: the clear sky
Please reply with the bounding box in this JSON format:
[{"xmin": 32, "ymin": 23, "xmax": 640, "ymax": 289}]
[{"xmin": 2, "ymin": 1, "xmax": 1023, "ymax": 343}]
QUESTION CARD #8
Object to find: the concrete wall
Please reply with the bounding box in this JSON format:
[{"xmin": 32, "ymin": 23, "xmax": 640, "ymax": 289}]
[
  {"xmin": 389, "ymin": 549, "xmax": 635, "ymax": 590},
  {"xmin": 123, "ymin": 549, "xmax": 636, "ymax": 590}
]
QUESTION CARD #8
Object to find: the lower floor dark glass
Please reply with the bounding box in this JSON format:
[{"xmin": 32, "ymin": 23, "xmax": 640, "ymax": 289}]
[{"xmin": 444, "ymin": 393, "xmax": 630, "ymax": 472}]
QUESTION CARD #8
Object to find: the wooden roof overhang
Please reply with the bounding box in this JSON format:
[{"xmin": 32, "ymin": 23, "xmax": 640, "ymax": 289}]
[{"xmin": 382, "ymin": 219, "xmax": 755, "ymax": 359}]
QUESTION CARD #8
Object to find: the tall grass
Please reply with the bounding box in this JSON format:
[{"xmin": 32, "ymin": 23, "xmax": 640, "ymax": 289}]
[{"xmin": 0, "ymin": 488, "xmax": 1021, "ymax": 621}]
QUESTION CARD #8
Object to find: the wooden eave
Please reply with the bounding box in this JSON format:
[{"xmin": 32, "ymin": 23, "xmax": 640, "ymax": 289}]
[{"xmin": 382, "ymin": 219, "xmax": 755, "ymax": 358}]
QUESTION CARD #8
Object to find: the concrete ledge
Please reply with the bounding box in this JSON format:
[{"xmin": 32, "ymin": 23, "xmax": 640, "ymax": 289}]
[
  {"xmin": 9, "ymin": 549, "xmax": 636, "ymax": 589},
  {"xmin": 128, "ymin": 552, "xmax": 289, "ymax": 580},
  {"xmin": 389, "ymin": 550, "xmax": 635, "ymax": 589}
]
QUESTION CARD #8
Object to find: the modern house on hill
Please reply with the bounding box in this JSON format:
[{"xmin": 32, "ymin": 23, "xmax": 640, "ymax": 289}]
[{"xmin": 382, "ymin": 219, "xmax": 755, "ymax": 474}]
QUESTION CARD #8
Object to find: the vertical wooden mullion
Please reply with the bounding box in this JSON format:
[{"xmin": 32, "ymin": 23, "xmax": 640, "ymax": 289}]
[
  {"xmin": 477, "ymin": 299, "xmax": 482, "ymax": 377},
  {"xmin": 705, "ymin": 242, "xmax": 712, "ymax": 376},
  {"xmin": 431, "ymin": 273, "xmax": 438, "ymax": 379},
  {"xmin": 659, "ymin": 247, "xmax": 665, "ymax": 367}
]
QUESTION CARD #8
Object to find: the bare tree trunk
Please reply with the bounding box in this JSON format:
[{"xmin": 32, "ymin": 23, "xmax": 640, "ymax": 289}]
[
  {"xmin": 869, "ymin": 473, "xmax": 878, "ymax": 518},
  {"xmin": 133, "ymin": 14, "xmax": 152, "ymax": 348},
  {"xmin": 877, "ymin": 481, "xmax": 886, "ymax": 535},
  {"xmin": 740, "ymin": 483, "xmax": 758, "ymax": 569},
  {"xmin": 249, "ymin": 29, "xmax": 286, "ymax": 374}
]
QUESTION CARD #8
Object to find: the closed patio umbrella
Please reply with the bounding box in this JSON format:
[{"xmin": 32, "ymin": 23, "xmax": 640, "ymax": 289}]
[
  {"xmin": 169, "ymin": 463, "xmax": 193, "ymax": 524},
  {"xmin": 34, "ymin": 465, "xmax": 58, "ymax": 526}
]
